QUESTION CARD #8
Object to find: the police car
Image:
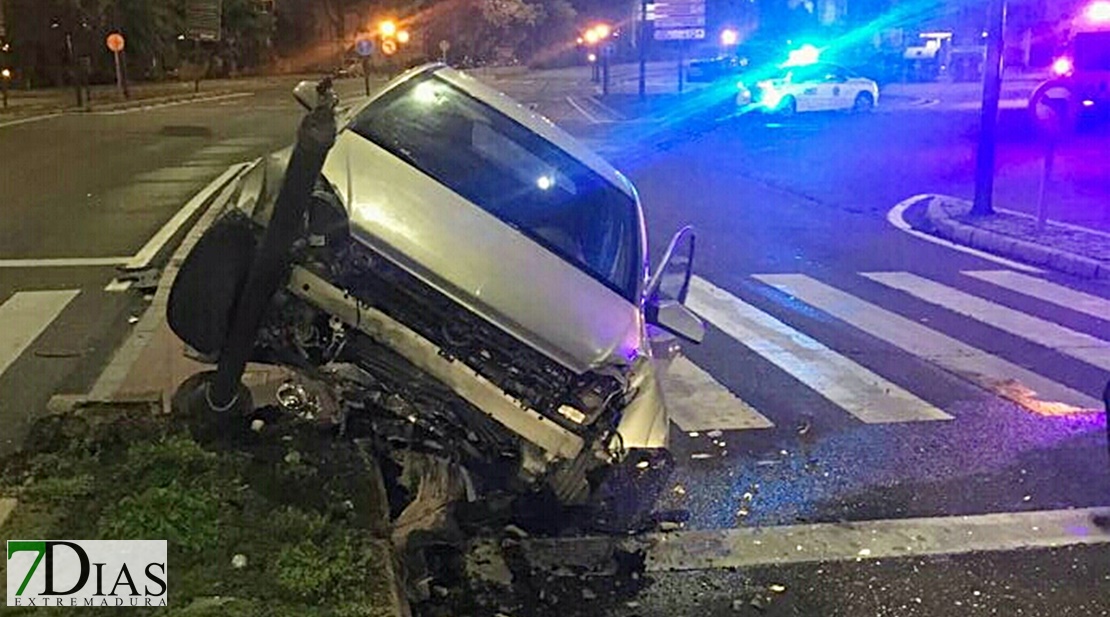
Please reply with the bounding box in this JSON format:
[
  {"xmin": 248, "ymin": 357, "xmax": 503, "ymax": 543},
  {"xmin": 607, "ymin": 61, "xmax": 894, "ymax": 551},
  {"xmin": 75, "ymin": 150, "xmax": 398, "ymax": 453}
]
[{"xmin": 737, "ymin": 62, "xmax": 880, "ymax": 115}]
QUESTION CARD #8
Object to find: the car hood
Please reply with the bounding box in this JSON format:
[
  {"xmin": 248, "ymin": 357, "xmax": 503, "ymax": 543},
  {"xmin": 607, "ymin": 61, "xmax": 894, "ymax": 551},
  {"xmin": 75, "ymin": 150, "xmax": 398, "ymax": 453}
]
[{"xmin": 320, "ymin": 131, "xmax": 645, "ymax": 374}]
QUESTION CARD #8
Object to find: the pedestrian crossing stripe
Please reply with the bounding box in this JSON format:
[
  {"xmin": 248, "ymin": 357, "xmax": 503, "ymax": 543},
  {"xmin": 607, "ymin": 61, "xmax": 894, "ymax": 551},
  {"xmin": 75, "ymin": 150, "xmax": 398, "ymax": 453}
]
[
  {"xmin": 962, "ymin": 270, "xmax": 1110, "ymax": 322},
  {"xmin": 0, "ymin": 290, "xmax": 80, "ymax": 378},
  {"xmin": 863, "ymin": 272, "xmax": 1110, "ymax": 372},
  {"xmin": 663, "ymin": 356, "xmax": 774, "ymax": 432},
  {"xmin": 753, "ymin": 273, "xmax": 1102, "ymax": 414},
  {"xmin": 686, "ymin": 277, "xmax": 953, "ymax": 424}
]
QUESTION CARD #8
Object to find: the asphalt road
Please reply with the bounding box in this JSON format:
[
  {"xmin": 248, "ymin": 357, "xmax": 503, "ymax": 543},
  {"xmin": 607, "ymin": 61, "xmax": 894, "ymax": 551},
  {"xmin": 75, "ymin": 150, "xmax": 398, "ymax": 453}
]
[
  {"xmin": 550, "ymin": 77, "xmax": 1110, "ymax": 615},
  {"xmin": 1, "ymin": 67, "xmax": 1109, "ymax": 614}
]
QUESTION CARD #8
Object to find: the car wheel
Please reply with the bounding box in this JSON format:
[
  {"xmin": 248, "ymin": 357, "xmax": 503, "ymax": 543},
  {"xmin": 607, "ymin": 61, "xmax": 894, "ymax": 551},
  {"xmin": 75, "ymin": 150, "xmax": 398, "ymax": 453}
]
[
  {"xmin": 778, "ymin": 96, "xmax": 797, "ymax": 117},
  {"xmin": 853, "ymin": 92, "xmax": 875, "ymax": 113}
]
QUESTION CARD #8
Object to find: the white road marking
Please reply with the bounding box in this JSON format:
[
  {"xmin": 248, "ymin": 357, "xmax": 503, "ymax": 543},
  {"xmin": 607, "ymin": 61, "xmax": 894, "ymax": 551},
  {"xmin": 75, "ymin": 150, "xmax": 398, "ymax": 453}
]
[
  {"xmin": 756, "ymin": 274, "xmax": 1101, "ymax": 412},
  {"xmin": 104, "ymin": 279, "xmax": 133, "ymax": 292},
  {"xmin": 135, "ymin": 166, "xmax": 227, "ymax": 183},
  {"xmin": 0, "ymin": 257, "xmax": 129, "ymax": 268},
  {"xmin": 0, "ymin": 290, "xmax": 80, "ymax": 377},
  {"xmin": 689, "ymin": 277, "xmax": 952, "ymax": 424},
  {"xmin": 0, "ymin": 113, "xmax": 64, "ymax": 129},
  {"xmin": 642, "ymin": 507, "xmax": 1110, "ymax": 571},
  {"xmin": 91, "ymin": 92, "xmax": 254, "ymax": 115},
  {"xmin": 886, "ymin": 195, "xmax": 1044, "ymax": 274},
  {"xmin": 565, "ymin": 96, "xmax": 601, "ymax": 124},
  {"xmin": 124, "ymin": 162, "xmax": 249, "ymax": 271},
  {"xmin": 662, "ymin": 356, "xmax": 774, "ymax": 432},
  {"xmin": 864, "ymin": 271, "xmax": 1110, "ymax": 372},
  {"xmin": 963, "ymin": 270, "xmax": 1110, "ymax": 321}
]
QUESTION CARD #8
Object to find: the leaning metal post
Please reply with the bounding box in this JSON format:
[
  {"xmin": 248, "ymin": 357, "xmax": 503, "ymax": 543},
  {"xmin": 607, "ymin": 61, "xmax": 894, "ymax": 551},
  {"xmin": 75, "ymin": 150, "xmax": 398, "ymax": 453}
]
[{"xmin": 206, "ymin": 82, "xmax": 338, "ymax": 411}]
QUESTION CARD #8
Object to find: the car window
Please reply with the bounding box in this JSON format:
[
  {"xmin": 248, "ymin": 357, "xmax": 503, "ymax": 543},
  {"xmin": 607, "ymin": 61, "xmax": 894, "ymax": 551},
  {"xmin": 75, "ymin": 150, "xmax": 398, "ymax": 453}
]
[{"xmin": 348, "ymin": 74, "xmax": 642, "ymax": 302}]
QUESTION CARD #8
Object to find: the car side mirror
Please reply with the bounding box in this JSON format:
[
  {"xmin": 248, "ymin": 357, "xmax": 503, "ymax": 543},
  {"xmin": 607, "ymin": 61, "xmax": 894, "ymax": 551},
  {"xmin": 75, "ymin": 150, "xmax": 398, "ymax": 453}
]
[
  {"xmin": 647, "ymin": 300, "xmax": 705, "ymax": 343},
  {"xmin": 293, "ymin": 80, "xmax": 319, "ymax": 110},
  {"xmin": 646, "ymin": 226, "xmax": 705, "ymax": 343}
]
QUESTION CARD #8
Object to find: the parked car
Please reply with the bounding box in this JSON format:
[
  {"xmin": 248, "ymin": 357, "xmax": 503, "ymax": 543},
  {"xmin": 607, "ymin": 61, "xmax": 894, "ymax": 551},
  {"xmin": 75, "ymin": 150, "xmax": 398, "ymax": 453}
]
[{"xmin": 738, "ymin": 62, "xmax": 880, "ymax": 115}]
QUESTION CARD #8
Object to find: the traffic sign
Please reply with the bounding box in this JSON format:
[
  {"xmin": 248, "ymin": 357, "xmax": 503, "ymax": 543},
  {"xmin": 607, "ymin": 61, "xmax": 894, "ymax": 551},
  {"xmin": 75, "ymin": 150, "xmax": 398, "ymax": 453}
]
[
  {"xmin": 186, "ymin": 0, "xmax": 222, "ymax": 42},
  {"xmin": 654, "ymin": 0, "xmax": 706, "ymax": 41},
  {"xmin": 439, "ymin": 40, "xmax": 451, "ymax": 53},
  {"xmin": 106, "ymin": 33, "xmax": 125, "ymax": 52},
  {"xmin": 356, "ymin": 38, "xmax": 374, "ymax": 57},
  {"xmin": 655, "ymin": 28, "xmax": 705, "ymax": 41},
  {"xmin": 381, "ymin": 39, "xmax": 398, "ymax": 56}
]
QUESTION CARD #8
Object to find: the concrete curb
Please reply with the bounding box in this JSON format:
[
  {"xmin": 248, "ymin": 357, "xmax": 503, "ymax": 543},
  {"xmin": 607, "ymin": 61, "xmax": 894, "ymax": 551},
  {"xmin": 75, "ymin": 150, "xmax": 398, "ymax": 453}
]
[
  {"xmin": 923, "ymin": 194, "xmax": 1110, "ymax": 280},
  {"xmin": 0, "ymin": 90, "xmax": 251, "ymax": 123}
]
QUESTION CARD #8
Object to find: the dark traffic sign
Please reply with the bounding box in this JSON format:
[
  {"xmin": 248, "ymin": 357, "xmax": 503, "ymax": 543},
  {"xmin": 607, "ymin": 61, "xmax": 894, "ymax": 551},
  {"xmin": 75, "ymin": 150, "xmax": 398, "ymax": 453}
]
[
  {"xmin": 653, "ymin": 0, "xmax": 706, "ymax": 41},
  {"xmin": 186, "ymin": 0, "xmax": 222, "ymax": 42},
  {"xmin": 356, "ymin": 38, "xmax": 374, "ymax": 57}
]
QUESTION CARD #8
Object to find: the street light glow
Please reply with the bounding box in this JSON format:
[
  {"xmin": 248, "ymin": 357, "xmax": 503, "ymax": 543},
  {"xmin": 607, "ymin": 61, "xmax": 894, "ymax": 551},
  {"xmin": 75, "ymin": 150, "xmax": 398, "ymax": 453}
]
[
  {"xmin": 594, "ymin": 24, "xmax": 611, "ymax": 39},
  {"xmin": 1, "ymin": 69, "xmax": 10, "ymax": 79},
  {"xmin": 720, "ymin": 28, "xmax": 739, "ymax": 46},
  {"xmin": 379, "ymin": 20, "xmax": 397, "ymax": 37},
  {"xmin": 1052, "ymin": 56, "xmax": 1074, "ymax": 76},
  {"xmin": 584, "ymin": 29, "xmax": 600, "ymax": 45},
  {"xmin": 396, "ymin": 30, "xmax": 410, "ymax": 44},
  {"xmin": 1086, "ymin": 1, "xmax": 1110, "ymax": 22},
  {"xmin": 587, "ymin": 53, "xmax": 597, "ymax": 63}
]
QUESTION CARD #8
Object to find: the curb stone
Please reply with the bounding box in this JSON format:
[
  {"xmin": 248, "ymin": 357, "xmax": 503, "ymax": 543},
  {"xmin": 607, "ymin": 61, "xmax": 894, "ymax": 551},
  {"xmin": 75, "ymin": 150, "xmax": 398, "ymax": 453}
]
[{"xmin": 925, "ymin": 195, "xmax": 1110, "ymax": 280}]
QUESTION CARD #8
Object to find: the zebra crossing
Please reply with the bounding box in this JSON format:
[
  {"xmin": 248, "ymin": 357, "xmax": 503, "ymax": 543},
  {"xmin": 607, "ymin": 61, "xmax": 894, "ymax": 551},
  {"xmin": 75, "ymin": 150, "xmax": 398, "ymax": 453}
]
[
  {"xmin": 661, "ymin": 269, "xmax": 1109, "ymax": 433},
  {"xmin": 1, "ymin": 269, "xmax": 1106, "ymax": 436}
]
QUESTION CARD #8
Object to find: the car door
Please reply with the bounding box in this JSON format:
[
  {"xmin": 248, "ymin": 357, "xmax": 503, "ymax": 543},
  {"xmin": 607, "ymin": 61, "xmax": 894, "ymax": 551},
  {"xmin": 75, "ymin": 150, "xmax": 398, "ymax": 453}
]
[
  {"xmin": 788, "ymin": 66, "xmax": 823, "ymax": 111},
  {"xmin": 818, "ymin": 65, "xmax": 852, "ymax": 110}
]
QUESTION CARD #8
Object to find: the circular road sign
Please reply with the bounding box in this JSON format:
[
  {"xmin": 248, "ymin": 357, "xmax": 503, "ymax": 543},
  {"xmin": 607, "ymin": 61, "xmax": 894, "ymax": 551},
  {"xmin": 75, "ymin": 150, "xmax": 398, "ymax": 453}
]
[
  {"xmin": 106, "ymin": 33, "xmax": 125, "ymax": 53},
  {"xmin": 356, "ymin": 38, "xmax": 374, "ymax": 57},
  {"xmin": 381, "ymin": 38, "xmax": 398, "ymax": 56}
]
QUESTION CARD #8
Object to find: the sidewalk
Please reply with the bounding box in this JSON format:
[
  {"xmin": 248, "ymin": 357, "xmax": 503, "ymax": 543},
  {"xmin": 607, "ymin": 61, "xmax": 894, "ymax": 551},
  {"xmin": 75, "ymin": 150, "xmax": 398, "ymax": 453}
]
[
  {"xmin": 922, "ymin": 194, "xmax": 1110, "ymax": 279},
  {"xmin": 0, "ymin": 74, "xmax": 316, "ymax": 120}
]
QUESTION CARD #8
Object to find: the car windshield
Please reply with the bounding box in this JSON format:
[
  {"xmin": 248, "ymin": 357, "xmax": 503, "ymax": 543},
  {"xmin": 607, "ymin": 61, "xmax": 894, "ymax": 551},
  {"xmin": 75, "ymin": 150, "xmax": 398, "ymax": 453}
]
[{"xmin": 348, "ymin": 74, "xmax": 641, "ymax": 301}]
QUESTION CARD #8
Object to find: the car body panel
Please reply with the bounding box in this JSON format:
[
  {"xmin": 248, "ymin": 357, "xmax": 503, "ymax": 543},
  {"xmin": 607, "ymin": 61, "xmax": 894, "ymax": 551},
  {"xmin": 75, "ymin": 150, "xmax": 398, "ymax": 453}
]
[{"xmin": 320, "ymin": 130, "xmax": 646, "ymax": 375}]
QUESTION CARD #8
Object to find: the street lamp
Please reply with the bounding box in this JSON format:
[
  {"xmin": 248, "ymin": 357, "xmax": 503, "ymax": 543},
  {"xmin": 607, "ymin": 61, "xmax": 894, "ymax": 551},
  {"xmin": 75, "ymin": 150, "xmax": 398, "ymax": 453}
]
[
  {"xmin": 1, "ymin": 68, "xmax": 10, "ymax": 109},
  {"xmin": 379, "ymin": 20, "xmax": 397, "ymax": 38},
  {"xmin": 396, "ymin": 30, "xmax": 410, "ymax": 44},
  {"xmin": 720, "ymin": 28, "xmax": 739, "ymax": 47}
]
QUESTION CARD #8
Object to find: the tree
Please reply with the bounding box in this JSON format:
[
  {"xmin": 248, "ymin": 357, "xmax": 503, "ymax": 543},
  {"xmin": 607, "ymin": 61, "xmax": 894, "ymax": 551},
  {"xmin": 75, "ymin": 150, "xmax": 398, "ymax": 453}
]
[
  {"xmin": 421, "ymin": 0, "xmax": 577, "ymax": 65},
  {"xmin": 220, "ymin": 0, "xmax": 275, "ymax": 72}
]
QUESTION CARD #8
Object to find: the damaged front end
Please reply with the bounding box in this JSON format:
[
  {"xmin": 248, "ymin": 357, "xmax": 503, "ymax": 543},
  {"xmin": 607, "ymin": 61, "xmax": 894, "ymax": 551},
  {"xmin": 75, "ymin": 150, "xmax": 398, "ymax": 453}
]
[{"xmin": 169, "ymin": 67, "xmax": 701, "ymax": 534}]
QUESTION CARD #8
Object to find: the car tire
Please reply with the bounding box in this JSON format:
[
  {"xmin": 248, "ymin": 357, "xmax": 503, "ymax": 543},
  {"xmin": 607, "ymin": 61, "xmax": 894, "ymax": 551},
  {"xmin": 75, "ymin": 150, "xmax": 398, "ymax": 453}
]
[
  {"xmin": 853, "ymin": 92, "xmax": 875, "ymax": 113},
  {"xmin": 778, "ymin": 96, "xmax": 797, "ymax": 117}
]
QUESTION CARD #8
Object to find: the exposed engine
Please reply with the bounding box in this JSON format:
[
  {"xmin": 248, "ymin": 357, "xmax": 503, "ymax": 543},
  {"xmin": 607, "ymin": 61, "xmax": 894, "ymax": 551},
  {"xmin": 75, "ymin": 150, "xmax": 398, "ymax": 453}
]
[{"xmin": 247, "ymin": 202, "xmax": 634, "ymax": 504}]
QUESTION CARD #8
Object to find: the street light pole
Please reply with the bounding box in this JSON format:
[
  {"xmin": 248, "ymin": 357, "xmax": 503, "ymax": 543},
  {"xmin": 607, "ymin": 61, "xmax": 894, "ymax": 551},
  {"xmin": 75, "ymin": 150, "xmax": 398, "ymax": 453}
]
[
  {"xmin": 972, "ymin": 0, "xmax": 1007, "ymax": 216},
  {"xmin": 639, "ymin": 0, "xmax": 648, "ymax": 100}
]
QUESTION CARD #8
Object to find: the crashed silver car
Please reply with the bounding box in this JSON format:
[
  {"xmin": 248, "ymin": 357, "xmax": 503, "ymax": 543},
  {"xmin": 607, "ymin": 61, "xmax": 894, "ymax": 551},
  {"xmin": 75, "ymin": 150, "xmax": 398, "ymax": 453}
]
[{"xmin": 170, "ymin": 64, "xmax": 704, "ymax": 527}]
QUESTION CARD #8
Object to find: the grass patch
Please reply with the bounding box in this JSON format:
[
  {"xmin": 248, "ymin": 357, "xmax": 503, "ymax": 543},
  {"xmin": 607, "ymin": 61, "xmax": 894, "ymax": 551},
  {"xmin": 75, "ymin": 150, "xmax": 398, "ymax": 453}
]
[{"xmin": 0, "ymin": 402, "xmax": 396, "ymax": 616}]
